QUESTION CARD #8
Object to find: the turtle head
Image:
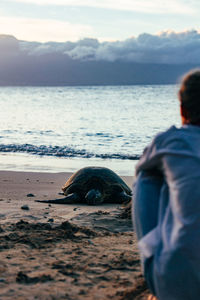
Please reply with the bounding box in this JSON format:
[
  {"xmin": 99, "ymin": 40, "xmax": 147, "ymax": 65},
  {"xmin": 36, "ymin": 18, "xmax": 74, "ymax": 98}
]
[{"xmin": 85, "ymin": 189, "xmax": 103, "ymax": 205}]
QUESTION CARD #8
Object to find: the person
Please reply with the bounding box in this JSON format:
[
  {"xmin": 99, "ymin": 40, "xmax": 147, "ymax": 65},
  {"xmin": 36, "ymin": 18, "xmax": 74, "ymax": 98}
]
[{"xmin": 133, "ymin": 69, "xmax": 200, "ymax": 300}]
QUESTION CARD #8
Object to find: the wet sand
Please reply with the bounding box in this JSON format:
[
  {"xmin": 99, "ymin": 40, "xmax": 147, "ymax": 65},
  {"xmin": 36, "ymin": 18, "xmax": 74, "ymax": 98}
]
[{"xmin": 0, "ymin": 171, "xmax": 149, "ymax": 299}]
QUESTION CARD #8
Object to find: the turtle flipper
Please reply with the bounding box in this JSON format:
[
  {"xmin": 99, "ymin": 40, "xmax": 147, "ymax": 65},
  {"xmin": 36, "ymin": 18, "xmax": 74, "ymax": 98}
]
[
  {"xmin": 85, "ymin": 189, "xmax": 103, "ymax": 205},
  {"xmin": 117, "ymin": 191, "xmax": 132, "ymax": 204},
  {"xmin": 35, "ymin": 193, "xmax": 80, "ymax": 204}
]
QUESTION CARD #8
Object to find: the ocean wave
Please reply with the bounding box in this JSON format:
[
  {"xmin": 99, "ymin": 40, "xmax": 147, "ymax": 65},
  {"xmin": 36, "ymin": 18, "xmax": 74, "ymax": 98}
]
[{"xmin": 0, "ymin": 144, "xmax": 140, "ymax": 161}]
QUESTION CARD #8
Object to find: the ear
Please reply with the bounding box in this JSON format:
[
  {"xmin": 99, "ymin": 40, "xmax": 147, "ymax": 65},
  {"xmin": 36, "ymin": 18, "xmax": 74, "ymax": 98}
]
[
  {"xmin": 180, "ymin": 104, "xmax": 189, "ymax": 124},
  {"xmin": 180, "ymin": 104, "xmax": 187, "ymax": 117}
]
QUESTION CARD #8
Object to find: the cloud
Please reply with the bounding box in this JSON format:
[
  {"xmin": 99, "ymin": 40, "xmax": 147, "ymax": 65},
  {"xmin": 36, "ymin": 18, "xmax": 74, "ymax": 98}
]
[
  {"xmin": 0, "ymin": 17, "xmax": 93, "ymax": 42},
  {"xmin": 99, "ymin": 30, "xmax": 200, "ymax": 64},
  {"xmin": 0, "ymin": 31, "xmax": 200, "ymax": 86},
  {"xmin": 0, "ymin": 30, "xmax": 200, "ymax": 65},
  {"xmin": 8, "ymin": 0, "xmax": 194, "ymax": 14},
  {"xmin": 13, "ymin": 30, "xmax": 200, "ymax": 65}
]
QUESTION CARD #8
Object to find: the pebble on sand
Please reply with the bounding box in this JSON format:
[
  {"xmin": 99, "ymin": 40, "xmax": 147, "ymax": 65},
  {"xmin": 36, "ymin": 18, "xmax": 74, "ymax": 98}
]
[
  {"xmin": 27, "ymin": 193, "xmax": 35, "ymax": 197},
  {"xmin": 48, "ymin": 218, "xmax": 54, "ymax": 223},
  {"xmin": 21, "ymin": 205, "xmax": 30, "ymax": 210}
]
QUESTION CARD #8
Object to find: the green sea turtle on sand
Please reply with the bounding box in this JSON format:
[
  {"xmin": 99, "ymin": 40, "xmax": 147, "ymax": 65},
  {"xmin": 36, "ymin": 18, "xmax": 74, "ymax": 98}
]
[{"xmin": 36, "ymin": 166, "xmax": 132, "ymax": 205}]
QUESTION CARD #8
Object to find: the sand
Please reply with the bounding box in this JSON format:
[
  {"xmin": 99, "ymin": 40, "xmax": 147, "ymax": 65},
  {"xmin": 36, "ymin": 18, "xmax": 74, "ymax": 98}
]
[{"xmin": 0, "ymin": 170, "xmax": 149, "ymax": 299}]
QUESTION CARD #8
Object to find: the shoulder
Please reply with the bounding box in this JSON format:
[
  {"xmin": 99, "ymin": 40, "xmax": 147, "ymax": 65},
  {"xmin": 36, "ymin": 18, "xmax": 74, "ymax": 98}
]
[
  {"xmin": 150, "ymin": 125, "xmax": 200, "ymax": 150},
  {"xmin": 154, "ymin": 125, "xmax": 200, "ymax": 152},
  {"xmin": 152, "ymin": 126, "xmax": 179, "ymax": 146},
  {"xmin": 136, "ymin": 126, "xmax": 187, "ymax": 174},
  {"xmin": 142, "ymin": 126, "xmax": 178, "ymax": 155}
]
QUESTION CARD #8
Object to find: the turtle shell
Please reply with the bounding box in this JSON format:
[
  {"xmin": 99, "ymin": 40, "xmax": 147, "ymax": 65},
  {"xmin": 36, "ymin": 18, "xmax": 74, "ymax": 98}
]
[{"xmin": 62, "ymin": 166, "xmax": 132, "ymax": 200}]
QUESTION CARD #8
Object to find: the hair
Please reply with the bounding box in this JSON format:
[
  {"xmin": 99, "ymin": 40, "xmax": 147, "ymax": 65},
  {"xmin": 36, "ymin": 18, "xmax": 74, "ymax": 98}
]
[{"xmin": 179, "ymin": 69, "xmax": 200, "ymax": 123}]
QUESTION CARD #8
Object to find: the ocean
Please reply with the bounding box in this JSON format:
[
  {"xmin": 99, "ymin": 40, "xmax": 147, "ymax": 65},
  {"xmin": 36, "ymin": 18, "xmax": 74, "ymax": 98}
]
[{"xmin": 0, "ymin": 85, "xmax": 180, "ymax": 175}]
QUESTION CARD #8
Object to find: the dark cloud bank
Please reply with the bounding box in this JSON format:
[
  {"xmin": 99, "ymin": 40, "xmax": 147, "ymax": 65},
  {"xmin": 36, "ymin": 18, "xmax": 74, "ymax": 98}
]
[{"xmin": 0, "ymin": 30, "xmax": 200, "ymax": 85}]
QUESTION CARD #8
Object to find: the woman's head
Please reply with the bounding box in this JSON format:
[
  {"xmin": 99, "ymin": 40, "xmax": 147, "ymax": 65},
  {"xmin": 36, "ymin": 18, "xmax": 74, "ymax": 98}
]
[{"xmin": 179, "ymin": 69, "xmax": 200, "ymax": 124}]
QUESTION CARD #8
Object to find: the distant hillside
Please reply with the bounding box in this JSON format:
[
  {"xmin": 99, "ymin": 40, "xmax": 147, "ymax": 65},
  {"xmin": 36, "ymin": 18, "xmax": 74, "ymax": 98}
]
[{"xmin": 0, "ymin": 34, "xmax": 199, "ymax": 86}]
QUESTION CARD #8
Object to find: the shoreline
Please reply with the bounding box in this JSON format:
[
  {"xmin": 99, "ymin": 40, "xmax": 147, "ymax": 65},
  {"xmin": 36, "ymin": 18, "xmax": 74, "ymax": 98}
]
[{"xmin": 0, "ymin": 153, "xmax": 138, "ymax": 176}]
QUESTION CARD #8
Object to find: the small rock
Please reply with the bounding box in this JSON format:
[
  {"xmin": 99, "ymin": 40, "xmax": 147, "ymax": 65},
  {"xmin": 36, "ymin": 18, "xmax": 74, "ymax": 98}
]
[
  {"xmin": 73, "ymin": 207, "xmax": 80, "ymax": 211},
  {"xmin": 88, "ymin": 239, "xmax": 95, "ymax": 245},
  {"xmin": 48, "ymin": 204, "xmax": 52, "ymax": 207},
  {"xmin": 27, "ymin": 193, "xmax": 35, "ymax": 197},
  {"xmin": 21, "ymin": 205, "xmax": 30, "ymax": 210},
  {"xmin": 48, "ymin": 218, "xmax": 54, "ymax": 223},
  {"xmin": 79, "ymin": 290, "xmax": 86, "ymax": 295}
]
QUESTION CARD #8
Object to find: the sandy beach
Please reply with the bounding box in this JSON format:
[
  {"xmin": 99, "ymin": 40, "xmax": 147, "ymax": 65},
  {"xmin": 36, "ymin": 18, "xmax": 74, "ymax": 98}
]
[{"xmin": 0, "ymin": 170, "xmax": 149, "ymax": 299}]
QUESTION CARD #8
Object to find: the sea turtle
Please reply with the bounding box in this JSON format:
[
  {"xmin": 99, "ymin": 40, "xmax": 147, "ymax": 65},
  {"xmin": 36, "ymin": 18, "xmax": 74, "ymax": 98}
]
[{"xmin": 36, "ymin": 166, "xmax": 132, "ymax": 205}]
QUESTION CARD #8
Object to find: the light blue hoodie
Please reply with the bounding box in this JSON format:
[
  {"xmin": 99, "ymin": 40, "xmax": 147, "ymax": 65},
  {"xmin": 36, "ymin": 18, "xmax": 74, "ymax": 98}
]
[{"xmin": 133, "ymin": 125, "xmax": 200, "ymax": 300}]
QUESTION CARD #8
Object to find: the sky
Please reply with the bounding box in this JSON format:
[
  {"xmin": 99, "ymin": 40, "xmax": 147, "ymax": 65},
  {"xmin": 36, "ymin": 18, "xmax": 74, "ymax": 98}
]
[
  {"xmin": 0, "ymin": 0, "xmax": 199, "ymax": 42},
  {"xmin": 0, "ymin": 0, "xmax": 200, "ymax": 86}
]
